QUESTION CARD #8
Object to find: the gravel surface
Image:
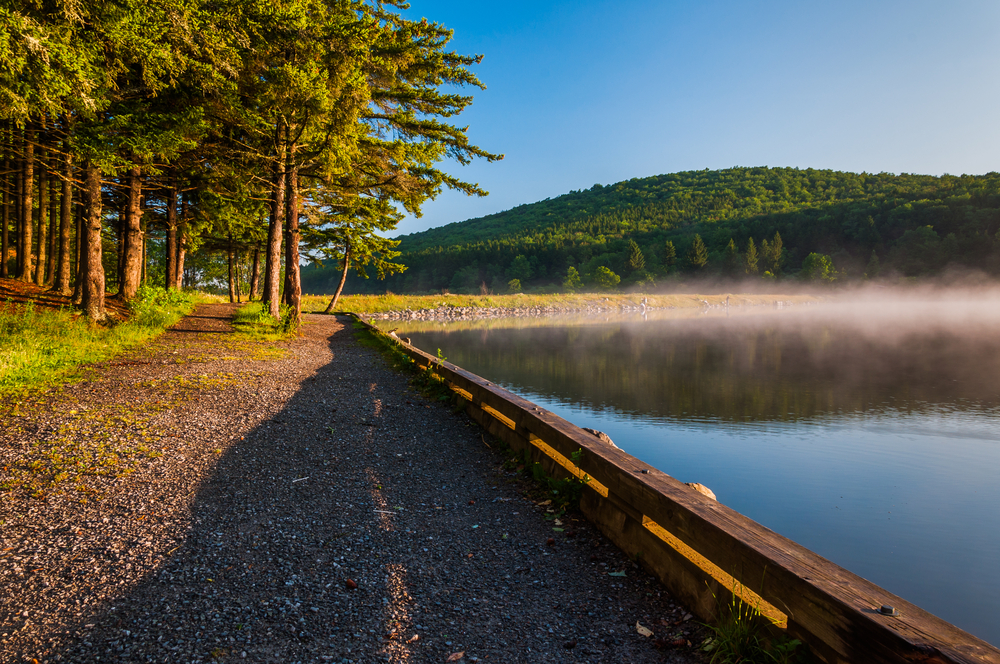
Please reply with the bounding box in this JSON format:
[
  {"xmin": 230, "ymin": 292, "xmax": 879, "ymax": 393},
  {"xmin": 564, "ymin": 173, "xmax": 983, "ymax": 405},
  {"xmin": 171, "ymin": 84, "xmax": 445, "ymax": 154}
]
[{"xmin": 1, "ymin": 304, "xmax": 707, "ymax": 663}]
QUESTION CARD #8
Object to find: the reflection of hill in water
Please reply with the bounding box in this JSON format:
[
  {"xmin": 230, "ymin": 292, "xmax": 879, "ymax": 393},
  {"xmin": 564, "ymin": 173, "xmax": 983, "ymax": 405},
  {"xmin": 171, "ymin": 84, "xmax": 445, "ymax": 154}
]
[{"xmin": 405, "ymin": 310, "xmax": 1000, "ymax": 423}]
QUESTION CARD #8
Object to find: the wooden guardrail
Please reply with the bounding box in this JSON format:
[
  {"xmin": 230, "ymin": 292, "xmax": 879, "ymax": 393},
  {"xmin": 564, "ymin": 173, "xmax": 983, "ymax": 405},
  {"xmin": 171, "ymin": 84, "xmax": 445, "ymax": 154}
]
[{"xmin": 354, "ymin": 316, "xmax": 1000, "ymax": 664}]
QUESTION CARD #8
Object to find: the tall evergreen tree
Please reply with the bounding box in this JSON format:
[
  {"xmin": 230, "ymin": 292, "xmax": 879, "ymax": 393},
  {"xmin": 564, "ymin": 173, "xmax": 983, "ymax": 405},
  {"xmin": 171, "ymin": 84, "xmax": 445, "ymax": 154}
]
[
  {"xmin": 744, "ymin": 237, "xmax": 759, "ymax": 275},
  {"xmin": 723, "ymin": 238, "xmax": 739, "ymax": 276},
  {"xmin": 687, "ymin": 234, "xmax": 708, "ymax": 270},
  {"xmin": 626, "ymin": 239, "xmax": 645, "ymax": 273}
]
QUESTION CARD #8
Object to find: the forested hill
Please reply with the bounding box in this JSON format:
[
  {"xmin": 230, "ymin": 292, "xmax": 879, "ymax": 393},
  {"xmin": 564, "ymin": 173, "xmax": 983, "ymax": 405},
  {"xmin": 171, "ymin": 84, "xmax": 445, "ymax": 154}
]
[{"xmin": 302, "ymin": 167, "xmax": 1000, "ymax": 294}]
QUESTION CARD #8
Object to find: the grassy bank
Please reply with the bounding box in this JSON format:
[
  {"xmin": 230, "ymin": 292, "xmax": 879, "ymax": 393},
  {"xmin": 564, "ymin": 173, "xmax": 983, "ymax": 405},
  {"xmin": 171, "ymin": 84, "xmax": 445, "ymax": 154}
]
[
  {"xmin": 302, "ymin": 292, "xmax": 820, "ymax": 315},
  {"xmin": 0, "ymin": 286, "xmax": 200, "ymax": 397}
]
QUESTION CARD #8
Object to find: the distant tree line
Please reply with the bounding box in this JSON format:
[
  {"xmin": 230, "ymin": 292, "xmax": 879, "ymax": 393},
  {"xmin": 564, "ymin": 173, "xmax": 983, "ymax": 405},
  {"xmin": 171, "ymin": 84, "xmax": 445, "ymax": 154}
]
[
  {"xmin": 0, "ymin": 0, "xmax": 499, "ymax": 319},
  {"xmin": 302, "ymin": 166, "xmax": 1000, "ymax": 294}
]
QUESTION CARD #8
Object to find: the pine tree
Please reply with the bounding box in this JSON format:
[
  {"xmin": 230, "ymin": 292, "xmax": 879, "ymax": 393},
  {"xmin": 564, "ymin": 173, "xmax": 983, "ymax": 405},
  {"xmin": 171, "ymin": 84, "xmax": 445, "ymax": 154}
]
[
  {"xmin": 865, "ymin": 250, "xmax": 880, "ymax": 279},
  {"xmin": 744, "ymin": 237, "xmax": 759, "ymax": 275},
  {"xmin": 663, "ymin": 240, "xmax": 676, "ymax": 272},
  {"xmin": 687, "ymin": 234, "xmax": 708, "ymax": 270},
  {"xmin": 723, "ymin": 239, "xmax": 739, "ymax": 276},
  {"xmin": 626, "ymin": 239, "xmax": 645, "ymax": 272}
]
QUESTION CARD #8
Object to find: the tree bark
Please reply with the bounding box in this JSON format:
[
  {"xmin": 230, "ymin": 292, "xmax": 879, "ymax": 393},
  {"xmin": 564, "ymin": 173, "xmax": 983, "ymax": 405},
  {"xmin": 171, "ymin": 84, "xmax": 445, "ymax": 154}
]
[
  {"xmin": 165, "ymin": 177, "xmax": 177, "ymax": 289},
  {"xmin": 117, "ymin": 165, "xmax": 142, "ymax": 299},
  {"xmin": 35, "ymin": 122, "xmax": 48, "ymax": 287},
  {"xmin": 283, "ymin": 152, "xmax": 301, "ymax": 323},
  {"xmin": 71, "ymin": 190, "xmax": 83, "ymax": 305},
  {"xmin": 324, "ymin": 247, "xmax": 351, "ymax": 313},
  {"xmin": 249, "ymin": 245, "xmax": 261, "ymax": 300},
  {"xmin": 263, "ymin": 124, "xmax": 286, "ymax": 319},
  {"xmin": 18, "ymin": 124, "xmax": 34, "ymax": 282},
  {"xmin": 54, "ymin": 150, "xmax": 73, "ymax": 294},
  {"xmin": 227, "ymin": 232, "xmax": 236, "ymax": 303},
  {"xmin": 15, "ymin": 154, "xmax": 23, "ymax": 277},
  {"xmin": 175, "ymin": 197, "xmax": 187, "ymax": 289},
  {"xmin": 47, "ymin": 164, "xmax": 58, "ymax": 285},
  {"xmin": 81, "ymin": 161, "xmax": 105, "ymax": 321},
  {"xmin": 1, "ymin": 123, "xmax": 9, "ymax": 279}
]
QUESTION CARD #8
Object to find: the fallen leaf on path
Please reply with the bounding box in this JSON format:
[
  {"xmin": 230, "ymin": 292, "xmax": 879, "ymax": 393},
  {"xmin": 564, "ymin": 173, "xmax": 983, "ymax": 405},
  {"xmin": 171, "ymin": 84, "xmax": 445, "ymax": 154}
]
[
  {"xmin": 608, "ymin": 571, "xmax": 626, "ymax": 577},
  {"xmin": 446, "ymin": 652, "xmax": 465, "ymax": 661},
  {"xmin": 636, "ymin": 622, "xmax": 653, "ymax": 637},
  {"xmin": 345, "ymin": 579, "xmax": 357, "ymax": 589},
  {"xmin": 406, "ymin": 634, "xmax": 419, "ymax": 643}
]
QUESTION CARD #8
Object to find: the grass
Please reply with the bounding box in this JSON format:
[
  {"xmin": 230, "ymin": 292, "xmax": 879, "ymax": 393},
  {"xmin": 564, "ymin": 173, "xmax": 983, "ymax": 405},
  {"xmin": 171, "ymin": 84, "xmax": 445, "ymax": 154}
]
[
  {"xmin": 702, "ymin": 584, "xmax": 806, "ymax": 664},
  {"xmin": 301, "ymin": 292, "xmax": 820, "ymax": 315},
  {"xmin": 0, "ymin": 285, "xmax": 199, "ymax": 398},
  {"xmin": 231, "ymin": 301, "xmax": 299, "ymax": 341}
]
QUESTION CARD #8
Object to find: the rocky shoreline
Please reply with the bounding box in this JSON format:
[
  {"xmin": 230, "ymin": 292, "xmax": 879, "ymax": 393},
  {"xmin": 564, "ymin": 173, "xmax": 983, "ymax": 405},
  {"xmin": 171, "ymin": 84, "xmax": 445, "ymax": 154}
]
[{"xmin": 362, "ymin": 299, "xmax": 801, "ymax": 322}]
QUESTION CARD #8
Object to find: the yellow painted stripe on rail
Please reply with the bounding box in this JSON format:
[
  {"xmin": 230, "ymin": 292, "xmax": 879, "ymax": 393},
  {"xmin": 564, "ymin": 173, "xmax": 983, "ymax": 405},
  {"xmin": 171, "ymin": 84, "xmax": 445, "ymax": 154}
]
[
  {"xmin": 527, "ymin": 434, "xmax": 610, "ymax": 498},
  {"xmin": 481, "ymin": 404, "xmax": 516, "ymax": 430},
  {"xmin": 641, "ymin": 516, "xmax": 788, "ymax": 628},
  {"xmin": 450, "ymin": 386, "xmax": 474, "ymax": 401}
]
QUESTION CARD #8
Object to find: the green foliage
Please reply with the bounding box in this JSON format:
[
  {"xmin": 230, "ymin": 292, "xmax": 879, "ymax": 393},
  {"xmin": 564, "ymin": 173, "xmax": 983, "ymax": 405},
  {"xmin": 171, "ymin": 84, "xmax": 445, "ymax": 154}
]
[
  {"xmin": 663, "ymin": 240, "xmax": 677, "ymax": 272},
  {"xmin": 592, "ymin": 265, "xmax": 621, "ymax": 290},
  {"xmin": 723, "ymin": 239, "xmax": 740, "ymax": 276},
  {"xmin": 800, "ymin": 253, "xmax": 836, "ymax": 282},
  {"xmin": 0, "ymin": 288, "xmax": 196, "ymax": 396},
  {"xmin": 626, "ymin": 239, "xmax": 645, "ymax": 272},
  {"xmin": 331, "ymin": 167, "xmax": 1000, "ymax": 294},
  {"xmin": 562, "ymin": 266, "xmax": 582, "ymax": 292},
  {"xmin": 507, "ymin": 254, "xmax": 533, "ymax": 282},
  {"xmin": 704, "ymin": 589, "xmax": 805, "ymax": 664},
  {"xmin": 506, "ymin": 278, "xmax": 522, "ymax": 293},
  {"xmin": 744, "ymin": 237, "xmax": 759, "ymax": 275},
  {"xmin": 232, "ymin": 302, "xmax": 298, "ymax": 341},
  {"xmin": 688, "ymin": 234, "xmax": 709, "ymax": 270},
  {"xmin": 865, "ymin": 250, "xmax": 881, "ymax": 279}
]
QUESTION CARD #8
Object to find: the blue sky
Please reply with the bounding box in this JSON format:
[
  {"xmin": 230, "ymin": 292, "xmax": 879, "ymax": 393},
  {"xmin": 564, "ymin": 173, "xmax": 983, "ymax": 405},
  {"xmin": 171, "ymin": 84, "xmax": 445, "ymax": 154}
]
[{"xmin": 392, "ymin": 0, "xmax": 1000, "ymax": 236}]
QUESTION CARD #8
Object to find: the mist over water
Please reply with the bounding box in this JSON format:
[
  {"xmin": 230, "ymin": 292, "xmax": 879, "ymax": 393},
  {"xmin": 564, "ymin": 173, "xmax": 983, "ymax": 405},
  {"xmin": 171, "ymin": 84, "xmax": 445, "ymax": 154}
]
[{"xmin": 382, "ymin": 289, "xmax": 1000, "ymax": 646}]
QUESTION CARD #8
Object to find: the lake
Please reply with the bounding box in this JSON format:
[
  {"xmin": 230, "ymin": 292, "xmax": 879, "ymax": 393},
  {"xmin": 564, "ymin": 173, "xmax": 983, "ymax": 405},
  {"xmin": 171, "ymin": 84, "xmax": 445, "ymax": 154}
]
[{"xmin": 377, "ymin": 297, "xmax": 1000, "ymax": 646}]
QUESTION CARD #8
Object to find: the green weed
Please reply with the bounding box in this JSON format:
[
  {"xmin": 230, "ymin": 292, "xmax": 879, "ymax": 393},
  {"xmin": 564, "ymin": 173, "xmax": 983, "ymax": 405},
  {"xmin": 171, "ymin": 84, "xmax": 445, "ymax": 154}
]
[
  {"xmin": 231, "ymin": 301, "xmax": 298, "ymax": 341},
  {"xmin": 703, "ymin": 583, "xmax": 806, "ymax": 664},
  {"xmin": 0, "ymin": 286, "xmax": 197, "ymax": 397}
]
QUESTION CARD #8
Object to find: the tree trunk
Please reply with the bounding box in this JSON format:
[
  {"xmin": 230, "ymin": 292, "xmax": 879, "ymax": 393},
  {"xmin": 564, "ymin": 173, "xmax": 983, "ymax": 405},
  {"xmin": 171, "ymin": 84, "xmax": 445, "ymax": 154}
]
[
  {"xmin": 175, "ymin": 197, "xmax": 187, "ymax": 290},
  {"xmin": 263, "ymin": 124, "xmax": 286, "ymax": 319},
  {"xmin": 18, "ymin": 124, "xmax": 34, "ymax": 282},
  {"xmin": 227, "ymin": 232, "xmax": 236, "ymax": 303},
  {"xmin": 47, "ymin": 165, "xmax": 58, "ymax": 285},
  {"xmin": 71, "ymin": 190, "xmax": 83, "ymax": 305},
  {"xmin": 283, "ymin": 152, "xmax": 301, "ymax": 323},
  {"xmin": 81, "ymin": 162, "xmax": 105, "ymax": 321},
  {"xmin": 140, "ymin": 212, "xmax": 147, "ymax": 285},
  {"xmin": 249, "ymin": 245, "xmax": 261, "ymax": 300},
  {"xmin": 1, "ymin": 124, "xmax": 9, "ymax": 279},
  {"xmin": 54, "ymin": 150, "xmax": 73, "ymax": 294},
  {"xmin": 324, "ymin": 247, "xmax": 351, "ymax": 313},
  {"xmin": 118, "ymin": 166, "xmax": 142, "ymax": 302},
  {"xmin": 165, "ymin": 177, "xmax": 177, "ymax": 290},
  {"xmin": 35, "ymin": 123, "xmax": 48, "ymax": 286},
  {"xmin": 15, "ymin": 154, "xmax": 23, "ymax": 277}
]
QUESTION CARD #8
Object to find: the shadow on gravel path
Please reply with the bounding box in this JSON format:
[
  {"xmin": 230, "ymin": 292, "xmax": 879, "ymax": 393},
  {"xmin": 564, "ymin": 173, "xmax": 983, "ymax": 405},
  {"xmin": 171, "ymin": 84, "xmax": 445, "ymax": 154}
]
[{"xmin": 10, "ymin": 311, "xmax": 704, "ymax": 664}]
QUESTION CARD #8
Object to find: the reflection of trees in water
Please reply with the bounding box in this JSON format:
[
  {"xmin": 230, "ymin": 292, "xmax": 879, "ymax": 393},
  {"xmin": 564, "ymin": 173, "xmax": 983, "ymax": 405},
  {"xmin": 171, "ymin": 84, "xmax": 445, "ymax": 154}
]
[{"xmin": 411, "ymin": 318, "xmax": 1000, "ymax": 422}]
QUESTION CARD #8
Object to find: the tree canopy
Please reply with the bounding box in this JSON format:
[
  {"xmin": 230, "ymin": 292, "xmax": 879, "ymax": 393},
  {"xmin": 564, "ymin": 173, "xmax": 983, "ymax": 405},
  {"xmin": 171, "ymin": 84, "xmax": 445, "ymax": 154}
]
[{"xmin": 1, "ymin": 0, "xmax": 500, "ymax": 318}]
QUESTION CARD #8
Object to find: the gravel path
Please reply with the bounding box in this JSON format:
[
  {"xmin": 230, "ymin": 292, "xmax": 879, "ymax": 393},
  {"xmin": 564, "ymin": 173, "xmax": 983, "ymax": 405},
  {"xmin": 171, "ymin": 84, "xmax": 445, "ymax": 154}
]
[{"xmin": 1, "ymin": 304, "xmax": 706, "ymax": 663}]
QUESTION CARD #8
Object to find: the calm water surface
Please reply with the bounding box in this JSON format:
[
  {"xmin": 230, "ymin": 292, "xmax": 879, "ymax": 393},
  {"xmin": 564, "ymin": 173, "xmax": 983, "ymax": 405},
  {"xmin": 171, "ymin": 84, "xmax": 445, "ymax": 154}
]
[{"xmin": 381, "ymin": 302, "xmax": 1000, "ymax": 646}]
